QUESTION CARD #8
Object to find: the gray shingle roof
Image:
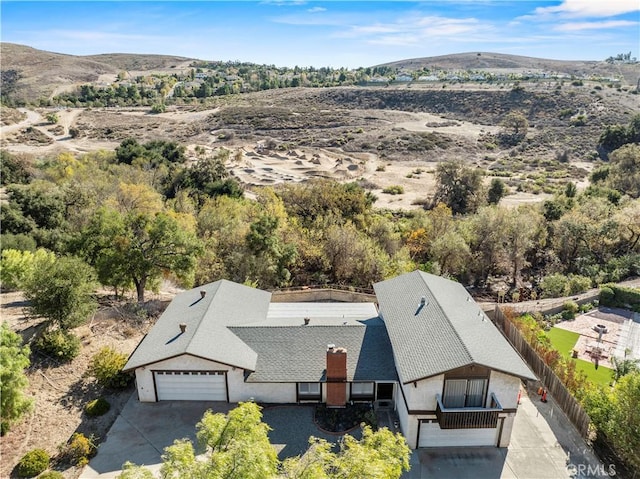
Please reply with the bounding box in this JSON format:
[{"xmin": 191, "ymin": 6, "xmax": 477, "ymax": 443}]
[
  {"xmin": 123, "ymin": 280, "xmax": 271, "ymax": 371},
  {"xmin": 374, "ymin": 271, "xmax": 536, "ymax": 384},
  {"xmin": 230, "ymin": 317, "xmax": 397, "ymax": 382}
]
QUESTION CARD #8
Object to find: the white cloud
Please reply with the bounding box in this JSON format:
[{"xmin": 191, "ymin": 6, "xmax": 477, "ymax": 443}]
[
  {"xmin": 307, "ymin": 6, "xmax": 326, "ymax": 13},
  {"xmin": 333, "ymin": 14, "xmax": 488, "ymax": 46},
  {"xmin": 533, "ymin": 0, "xmax": 639, "ymax": 18},
  {"xmin": 555, "ymin": 20, "xmax": 638, "ymax": 31}
]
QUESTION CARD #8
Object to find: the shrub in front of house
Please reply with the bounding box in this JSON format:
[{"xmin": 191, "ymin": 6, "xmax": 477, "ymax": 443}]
[
  {"xmin": 63, "ymin": 433, "xmax": 96, "ymax": 466},
  {"xmin": 17, "ymin": 449, "xmax": 49, "ymax": 477},
  {"xmin": 89, "ymin": 347, "xmax": 131, "ymax": 389},
  {"xmin": 85, "ymin": 397, "xmax": 111, "ymax": 417}
]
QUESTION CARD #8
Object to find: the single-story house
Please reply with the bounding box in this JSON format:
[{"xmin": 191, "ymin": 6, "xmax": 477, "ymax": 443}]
[{"xmin": 123, "ymin": 271, "xmax": 535, "ymax": 449}]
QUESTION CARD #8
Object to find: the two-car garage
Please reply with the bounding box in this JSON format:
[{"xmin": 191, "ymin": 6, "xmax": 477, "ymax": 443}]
[
  {"xmin": 418, "ymin": 420, "xmax": 502, "ymax": 448},
  {"xmin": 153, "ymin": 371, "xmax": 228, "ymax": 401}
]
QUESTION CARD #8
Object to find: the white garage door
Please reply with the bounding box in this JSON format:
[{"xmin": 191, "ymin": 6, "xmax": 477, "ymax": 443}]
[
  {"xmin": 155, "ymin": 371, "xmax": 227, "ymax": 401},
  {"xmin": 418, "ymin": 421, "xmax": 499, "ymax": 448}
]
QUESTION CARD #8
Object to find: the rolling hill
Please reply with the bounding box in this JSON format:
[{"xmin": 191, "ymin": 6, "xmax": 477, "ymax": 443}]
[{"xmin": 0, "ymin": 43, "xmax": 194, "ymax": 103}]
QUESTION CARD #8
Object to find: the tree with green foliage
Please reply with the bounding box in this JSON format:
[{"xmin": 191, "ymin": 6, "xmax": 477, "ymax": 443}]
[
  {"xmin": 487, "ymin": 178, "xmax": 506, "ymax": 205},
  {"xmin": 583, "ymin": 372, "xmax": 640, "ymax": 471},
  {"xmin": 277, "ymin": 180, "xmax": 374, "ymax": 228},
  {"xmin": 1, "ymin": 322, "xmax": 33, "ymax": 435},
  {"xmin": 503, "ymin": 206, "xmax": 546, "ymax": 287},
  {"xmin": 117, "ymin": 402, "xmax": 410, "ymax": 479},
  {"xmin": 0, "ymin": 248, "xmax": 56, "ymax": 290},
  {"xmin": 0, "ymin": 150, "xmax": 33, "ymax": 186},
  {"xmin": 323, "ymin": 223, "xmax": 387, "ymax": 287},
  {"xmin": 500, "ymin": 112, "xmax": 528, "ymax": 144},
  {"xmin": 78, "ymin": 208, "xmax": 201, "ymax": 302},
  {"xmin": 45, "ymin": 112, "xmax": 59, "ymax": 124},
  {"xmin": 74, "ymin": 208, "xmax": 132, "ymax": 297},
  {"xmin": 244, "ymin": 215, "xmax": 297, "ymax": 288},
  {"xmin": 605, "ymin": 372, "xmax": 640, "ymax": 469},
  {"xmin": 283, "ymin": 426, "xmax": 410, "ymax": 479},
  {"xmin": 23, "ymin": 256, "xmax": 98, "ymax": 330},
  {"xmin": 610, "ymin": 355, "xmax": 639, "ymax": 382},
  {"xmin": 173, "ymin": 151, "xmax": 244, "ymax": 203},
  {"xmin": 463, "ymin": 206, "xmax": 505, "ymax": 285},
  {"xmin": 115, "ymin": 138, "xmax": 186, "ymax": 167},
  {"xmin": 598, "ymin": 114, "xmax": 640, "ymax": 156},
  {"xmin": 433, "ymin": 159, "xmax": 484, "ymax": 215},
  {"xmin": 0, "ymin": 182, "xmax": 67, "ymax": 237},
  {"xmin": 135, "ymin": 402, "xmax": 277, "ymax": 479},
  {"xmin": 608, "ymin": 144, "xmax": 640, "ymax": 198}
]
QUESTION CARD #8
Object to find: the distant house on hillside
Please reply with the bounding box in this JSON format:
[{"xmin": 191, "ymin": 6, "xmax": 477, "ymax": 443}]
[{"xmin": 124, "ymin": 271, "xmax": 535, "ymax": 449}]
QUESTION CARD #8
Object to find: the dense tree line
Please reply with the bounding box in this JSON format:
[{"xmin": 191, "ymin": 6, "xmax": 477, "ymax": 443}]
[{"xmin": 1, "ymin": 136, "xmax": 639, "ymax": 301}]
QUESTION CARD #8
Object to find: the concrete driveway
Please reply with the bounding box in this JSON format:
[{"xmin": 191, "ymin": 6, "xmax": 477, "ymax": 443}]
[
  {"xmin": 82, "ymin": 399, "xmax": 357, "ymax": 478},
  {"xmin": 83, "ymin": 389, "xmax": 606, "ymax": 479},
  {"xmin": 404, "ymin": 390, "xmax": 606, "ymax": 479},
  {"xmin": 82, "ymin": 397, "xmax": 230, "ymax": 478}
]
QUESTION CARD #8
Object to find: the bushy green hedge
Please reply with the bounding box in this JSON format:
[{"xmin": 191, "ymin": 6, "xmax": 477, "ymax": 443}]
[
  {"xmin": 16, "ymin": 449, "xmax": 49, "ymax": 477},
  {"xmin": 85, "ymin": 397, "xmax": 111, "ymax": 417},
  {"xmin": 600, "ymin": 284, "xmax": 640, "ymax": 311},
  {"xmin": 34, "ymin": 330, "xmax": 80, "ymax": 362},
  {"xmin": 561, "ymin": 300, "xmax": 579, "ymax": 320}
]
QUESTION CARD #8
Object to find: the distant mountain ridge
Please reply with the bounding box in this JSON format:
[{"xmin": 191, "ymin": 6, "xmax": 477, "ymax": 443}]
[
  {"xmin": 377, "ymin": 52, "xmax": 639, "ymax": 85},
  {"xmin": 1, "ymin": 43, "xmax": 638, "ymax": 103}
]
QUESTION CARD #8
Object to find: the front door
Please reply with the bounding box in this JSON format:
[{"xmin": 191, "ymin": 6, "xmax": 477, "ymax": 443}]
[{"xmin": 376, "ymin": 382, "xmax": 394, "ymax": 400}]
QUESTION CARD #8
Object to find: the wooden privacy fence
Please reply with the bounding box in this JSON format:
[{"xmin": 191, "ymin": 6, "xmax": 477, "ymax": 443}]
[{"xmin": 492, "ymin": 306, "xmax": 591, "ymax": 438}]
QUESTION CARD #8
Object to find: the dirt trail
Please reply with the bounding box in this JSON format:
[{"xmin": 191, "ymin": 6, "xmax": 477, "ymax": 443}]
[
  {"xmin": 394, "ymin": 111, "xmax": 501, "ymax": 139},
  {"xmin": 0, "ymin": 108, "xmax": 41, "ymax": 136}
]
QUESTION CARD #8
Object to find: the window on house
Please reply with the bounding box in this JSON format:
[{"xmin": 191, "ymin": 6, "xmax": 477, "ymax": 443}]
[
  {"xmin": 298, "ymin": 383, "xmax": 321, "ymax": 397},
  {"xmin": 351, "ymin": 382, "xmax": 375, "ymax": 397},
  {"xmin": 443, "ymin": 378, "xmax": 487, "ymax": 408}
]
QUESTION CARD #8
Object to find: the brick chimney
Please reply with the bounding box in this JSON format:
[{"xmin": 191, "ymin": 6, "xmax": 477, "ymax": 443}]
[{"xmin": 326, "ymin": 344, "xmax": 347, "ymax": 407}]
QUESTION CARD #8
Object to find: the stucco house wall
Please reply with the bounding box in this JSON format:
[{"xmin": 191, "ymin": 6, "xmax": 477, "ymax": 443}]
[
  {"xmin": 402, "ymin": 375, "xmax": 444, "ymax": 411},
  {"xmin": 134, "ymin": 354, "xmax": 296, "ymax": 403},
  {"xmin": 488, "ymin": 370, "xmax": 521, "ymax": 409}
]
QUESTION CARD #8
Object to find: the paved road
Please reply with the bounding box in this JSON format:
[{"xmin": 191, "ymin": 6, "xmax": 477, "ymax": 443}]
[{"xmin": 480, "ymin": 278, "xmax": 640, "ymax": 315}]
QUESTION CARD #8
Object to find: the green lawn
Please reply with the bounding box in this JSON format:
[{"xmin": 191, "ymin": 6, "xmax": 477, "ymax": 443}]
[
  {"xmin": 546, "ymin": 327, "xmax": 613, "ymax": 387},
  {"xmin": 546, "ymin": 327, "xmax": 580, "ymax": 357}
]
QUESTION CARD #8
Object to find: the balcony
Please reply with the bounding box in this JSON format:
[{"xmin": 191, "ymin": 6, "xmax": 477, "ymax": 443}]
[{"xmin": 435, "ymin": 393, "xmax": 503, "ymax": 429}]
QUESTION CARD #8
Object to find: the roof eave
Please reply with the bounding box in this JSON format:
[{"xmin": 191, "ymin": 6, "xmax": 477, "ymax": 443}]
[
  {"xmin": 122, "ymin": 352, "xmax": 256, "ymax": 373},
  {"xmin": 401, "ymin": 362, "xmax": 536, "ymax": 384}
]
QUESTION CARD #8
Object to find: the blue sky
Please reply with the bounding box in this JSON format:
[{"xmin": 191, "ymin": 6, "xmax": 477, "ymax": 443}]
[{"xmin": 2, "ymin": 1, "xmax": 639, "ymax": 68}]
